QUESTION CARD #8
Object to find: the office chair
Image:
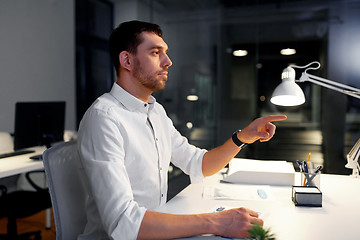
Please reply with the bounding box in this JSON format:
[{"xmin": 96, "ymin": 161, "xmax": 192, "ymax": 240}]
[
  {"xmin": 42, "ymin": 141, "xmax": 88, "ymax": 240},
  {"xmin": 0, "ymin": 132, "xmax": 13, "ymax": 154},
  {"xmin": 0, "ymin": 171, "xmax": 52, "ymax": 240},
  {"xmin": 0, "ymin": 131, "xmax": 52, "ymax": 239}
]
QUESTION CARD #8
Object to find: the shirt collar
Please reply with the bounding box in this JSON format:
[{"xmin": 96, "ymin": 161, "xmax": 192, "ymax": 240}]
[{"xmin": 110, "ymin": 83, "xmax": 156, "ymax": 112}]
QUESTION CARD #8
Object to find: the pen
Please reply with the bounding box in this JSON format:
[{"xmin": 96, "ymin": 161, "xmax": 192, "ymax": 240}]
[
  {"xmin": 303, "ymin": 152, "xmax": 311, "ymax": 186},
  {"xmin": 303, "ymin": 161, "xmax": 308, "ymax": 173},
  {"xmin": 307, "ymin": 152, "xmax": 311, "ymax": 168},
  {"xmin": 315, "ymin": 166, "xmax": 322, "ymax": 173},
  {"xmin": 296, "ymin": 160, "xmax": 303, "ymax": 172}
]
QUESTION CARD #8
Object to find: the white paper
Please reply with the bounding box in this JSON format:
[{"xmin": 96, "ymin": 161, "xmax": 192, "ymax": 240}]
[
  {"xmin": 203, "ymin": 184, "xmax": 273, "ymax": 201},
  {"xmin": 223, "ymin": 158, "xmax": 295, "ymax": 186},
  {"xmin": 228, "ymin": 158, "xmax": 295, "ymax": 174}
]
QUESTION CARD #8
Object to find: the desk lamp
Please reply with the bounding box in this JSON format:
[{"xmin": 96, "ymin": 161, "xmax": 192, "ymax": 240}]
[
  {"xmin": 270, "ymin": 61, "xmax": 360, "ymax": 177},
  {"xmin": 347, "ymin": 138, "xmax": 360, "ymax": 177}
]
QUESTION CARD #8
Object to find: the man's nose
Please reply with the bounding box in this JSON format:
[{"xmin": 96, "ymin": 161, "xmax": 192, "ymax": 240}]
[{"xmin": 162, "ymin": 54, "xmax": 172, "ymax": 68}]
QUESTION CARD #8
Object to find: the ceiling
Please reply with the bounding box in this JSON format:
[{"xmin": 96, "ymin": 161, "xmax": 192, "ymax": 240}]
[{"xmin": 150, "ymin": 0, "xmax": 342, "ymax": 12}]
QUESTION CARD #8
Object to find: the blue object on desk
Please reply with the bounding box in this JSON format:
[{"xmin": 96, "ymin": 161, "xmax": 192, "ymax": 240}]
[
  {"xmin": 215, "ymin": 207, "xmax": 225, "ymax": 213},
  {"xmin": 257, "ymin": 189, "xmax": 267, "ymax": 199}
]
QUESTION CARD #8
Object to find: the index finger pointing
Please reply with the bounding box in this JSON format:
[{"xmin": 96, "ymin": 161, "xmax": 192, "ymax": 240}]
[{"xmin": 261, "ymin": 115, "xmax": 287, "ymax": 123}]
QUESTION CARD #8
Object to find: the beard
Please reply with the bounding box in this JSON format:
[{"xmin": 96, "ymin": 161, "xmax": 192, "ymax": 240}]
[{"xmin": 132, "ymin": 57, "xmax": 168, "ymax": 93}]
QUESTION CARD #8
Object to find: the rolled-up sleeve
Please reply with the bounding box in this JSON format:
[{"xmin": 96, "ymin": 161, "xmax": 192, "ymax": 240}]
[
  {"xmin": 168, "ymin": 118, "xmax": 207, "ymax": 183},
  {"xmin": 78, "ymin": 108, "xmax": 146, "ymax": 239}
]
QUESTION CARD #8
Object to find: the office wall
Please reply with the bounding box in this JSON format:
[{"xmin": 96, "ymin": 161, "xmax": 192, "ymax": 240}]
[{"xmin": 0, "ymin": 0, "xmax": 76, "ymax": 134}]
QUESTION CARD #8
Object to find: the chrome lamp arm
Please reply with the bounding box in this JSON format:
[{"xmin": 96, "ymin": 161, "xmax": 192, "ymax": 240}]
[
  {"xmin": 298, "ymin": 72, "xmax": 360, "ymax": 99},
  {"xmin": 297, "ymin": 65, "xmax": 360, "ymax": 177}
]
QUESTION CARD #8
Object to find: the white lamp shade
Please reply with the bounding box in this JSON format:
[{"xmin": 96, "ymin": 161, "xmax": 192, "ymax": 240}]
[
  {"xmin": 270, "ymin": 67, "xmax": 305, "ymax": 106},
  {"xmin": 270, "ymin": 81, "xmax": 305, "ymax": 106}
]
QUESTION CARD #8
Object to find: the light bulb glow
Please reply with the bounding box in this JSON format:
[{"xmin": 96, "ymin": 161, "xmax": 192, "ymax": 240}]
[
  {"xmin": 280, "ymin": 48, "xmax": 296, "ymax": 55},
  {"xmin": 233, "ymin": 50, "xmax": 248, "ymax": 57},
  {"xmin": 187, "ymin": 95, "xmax": 199, "ymax": 101},
  {"xmin": 186, "ymin": 122, "xmax": 193, "ymax": 129},
  {"xmin": 270, "ymin": 95, "xmax": 305, "ymax": 106}
]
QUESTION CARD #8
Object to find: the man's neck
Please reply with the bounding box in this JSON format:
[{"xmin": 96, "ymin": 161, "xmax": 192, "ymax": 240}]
[{"xmin": 116, "ymin": 78, "xmax": 152, "ymax": 103}]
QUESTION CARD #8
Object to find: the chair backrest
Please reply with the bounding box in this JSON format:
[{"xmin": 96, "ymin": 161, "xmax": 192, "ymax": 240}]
[
  {"xmin": 43, "ymin": 141, "xmax": 87, "ymax": 240},
  {"xmin": 0, "ymin": 132, "xmax": 14, "ymax": 154}
]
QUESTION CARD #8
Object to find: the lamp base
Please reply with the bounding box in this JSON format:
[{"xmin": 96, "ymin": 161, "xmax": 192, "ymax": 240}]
[{"xmin": 350, "ymin": 168, "xmax": 359, "ymax": 178}]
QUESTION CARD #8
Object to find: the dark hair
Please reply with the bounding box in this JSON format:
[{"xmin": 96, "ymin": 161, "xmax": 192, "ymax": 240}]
[{"xmin": 109, "ymin": 20, "xmax": 163, "ymax": 76}]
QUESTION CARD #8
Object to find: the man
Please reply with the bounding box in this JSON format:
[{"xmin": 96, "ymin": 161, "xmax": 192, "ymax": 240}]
[{"xmin": 77, "ymin": 20, "xmax": 286, "ymax": 240}]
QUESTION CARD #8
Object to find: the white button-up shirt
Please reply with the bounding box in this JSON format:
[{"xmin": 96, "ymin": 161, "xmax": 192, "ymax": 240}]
[{"xmin": 77, "ymin": 83, "xmax": 206, "ymax": 240}]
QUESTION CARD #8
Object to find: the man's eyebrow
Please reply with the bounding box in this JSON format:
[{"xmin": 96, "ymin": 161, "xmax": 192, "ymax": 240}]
[{"xmin": 148, "ymin": 45, "xmax": 168, "ymax": 51}]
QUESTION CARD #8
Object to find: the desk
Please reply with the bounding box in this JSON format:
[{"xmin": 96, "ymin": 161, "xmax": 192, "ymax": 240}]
[
  {"xmin": 0, "ymin": 146, "xmax": 50, "ymax": 228},
  {"xmin": 0, "ymin": 146, "xmax": 46, "ymax": 178},
  {"xmin": 158, "ymin": 172, "xmax": 360, "ymax": 240}
]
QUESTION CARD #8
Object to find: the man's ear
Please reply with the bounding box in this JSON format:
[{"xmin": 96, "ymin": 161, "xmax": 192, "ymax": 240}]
[{"xmin": 119, "ymin": 51, "xmax": 132, "ymax": 71}]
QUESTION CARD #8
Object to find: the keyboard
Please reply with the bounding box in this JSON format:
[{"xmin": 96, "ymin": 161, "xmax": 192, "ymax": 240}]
[{"xmin": 0, "ymin": 149, "xmax": 35, "ymax": 159}]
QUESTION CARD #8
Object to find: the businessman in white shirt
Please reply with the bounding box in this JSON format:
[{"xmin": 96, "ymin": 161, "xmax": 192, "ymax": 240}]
[{"xmin": 77, "ymin": 20, "xmax": 286, "ymax": 240}]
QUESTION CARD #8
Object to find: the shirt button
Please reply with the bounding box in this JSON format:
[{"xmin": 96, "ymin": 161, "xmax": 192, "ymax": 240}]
[
  {"xmin": 144, "ymin": 103, "xmax": 147, "ymax": 107},
  {"xmin": 161, "ymin": 194, "xmax": 164, "ymax": 197},
  {"xmin": 155, "ymin": 138, "xmax": 158, "ymax": 141}
]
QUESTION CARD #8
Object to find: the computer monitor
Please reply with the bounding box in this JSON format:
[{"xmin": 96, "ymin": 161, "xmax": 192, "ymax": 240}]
[{"xmin": 14, "ymin": 101, "xmax": 66, "ymax": 150}]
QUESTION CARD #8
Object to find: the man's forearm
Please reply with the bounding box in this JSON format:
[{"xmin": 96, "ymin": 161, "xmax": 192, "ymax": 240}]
[
  {"xmin": 202, "ymin": 138, "xmax": 241, "ymax": 177},
  {"xmin": 137, "ymin": 207, "xmax": 263, "ymax": 239},
  {"xmin": 137, "ymin": 210, "xmax": 214, "ymax": 240},
  {"xmin": 202, "ymin": 115, "xmax": 287, "ymax": 177}
]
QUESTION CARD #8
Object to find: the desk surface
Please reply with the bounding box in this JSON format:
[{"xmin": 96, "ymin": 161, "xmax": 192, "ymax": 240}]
[
  {"xmin": 0, "ymin": 146, "xmax": 46, "ymax": 178},
  {"xmin": 158, "ymin": 172, "xmax": 360, "ymax": 240}
]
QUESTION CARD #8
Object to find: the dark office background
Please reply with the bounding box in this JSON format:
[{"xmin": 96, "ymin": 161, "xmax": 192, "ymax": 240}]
[{"xmin": 72, "ymin": 0, "xmax": 360, "ymax": 199}]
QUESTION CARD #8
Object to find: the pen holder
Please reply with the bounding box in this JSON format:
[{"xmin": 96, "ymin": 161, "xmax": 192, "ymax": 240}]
[
  {"xmin": 292, "ymin": 186, "xmax": 322, "ymax": 207},
  {"xmin": 301, "ymin": 172, "xmax": 320, "ymax": 188}
]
